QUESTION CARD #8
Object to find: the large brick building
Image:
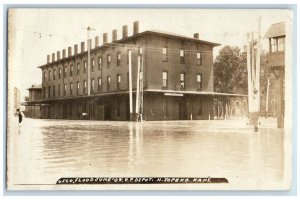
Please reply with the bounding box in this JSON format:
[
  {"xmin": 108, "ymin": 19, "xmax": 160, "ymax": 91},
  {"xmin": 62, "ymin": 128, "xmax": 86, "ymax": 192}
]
[{"xmin": 39, "ymin": 21, "xmax": 245, "ymax": 121}]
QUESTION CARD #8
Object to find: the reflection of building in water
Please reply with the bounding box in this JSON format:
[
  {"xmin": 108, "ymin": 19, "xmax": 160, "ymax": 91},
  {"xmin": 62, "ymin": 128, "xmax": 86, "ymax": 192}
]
[
  {"xmin": 14, "ymin": 87, "xmax": 20, "ymax": 114},
  {"xmin": 22, "ymin": 84, "xmax": 42, "ymax": 118},
  {"xmin": 37, "ymin": 21, "xmax": 246, "ymax": 121},
  {"xmin": 264, "ymin": 22, "xmax": 285, "ymax": 128}
]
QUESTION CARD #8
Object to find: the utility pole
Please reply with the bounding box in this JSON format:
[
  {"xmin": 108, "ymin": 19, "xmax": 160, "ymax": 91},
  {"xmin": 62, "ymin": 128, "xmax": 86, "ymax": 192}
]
[
  {"xmin": 265, "ymin": 78, "xmax": 270, "ymax": 117},
  {"xmin": 247, "ymin": 17, "xmax": 261, "ymax": 132},
  {"xmin": 140, "ymin": 49, "xmax": 144, "ymax": 122},
  {"xmin": 87, "ymin": 26, "xmax": 95, "ymax": 96},
  {"xmin": 128, "ymin": 50, "xmax": 133, "ymax": 121},
  {"xmin": 255, "ymin": 16, "xmax": 261, "ymax": 112},
  {"xmin": 246, "ymin": 33, "xmax": 252, "ymax": 114},
  {"xmin": 135, "ymin": 55, "xmax": 141, "ymax": 121}
]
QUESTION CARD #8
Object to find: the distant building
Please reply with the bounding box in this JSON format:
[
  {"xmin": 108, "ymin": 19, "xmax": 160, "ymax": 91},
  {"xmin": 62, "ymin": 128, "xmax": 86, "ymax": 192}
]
[
  {"xmin": 264, "ymin": 22, "xmax": 285, "ymax": 128},
  {"xmin": 38, "ymin": 21, "xmax": 246, "ymax": 121},
  {"xmin": 13, "ymin": 87, "xmax": 20, "ymax": 114},
  {"xmin": 23, "ymin": 84, "xmax": 42, "ymax": 118}
]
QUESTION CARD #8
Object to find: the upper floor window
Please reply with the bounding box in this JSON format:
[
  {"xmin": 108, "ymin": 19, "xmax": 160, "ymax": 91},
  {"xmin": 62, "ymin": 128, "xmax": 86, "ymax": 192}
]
[
  {"xmin": 271, "ymin": 37, "xmax": 285, "ymax": 53},
  {"xmin": 58, "ymin": 84, "xmax": 61, "ymax": 96},
  {"xmin": 91, "ymin": 79, "xmax": 94, "ymax": 93},
  {"xmin": 53, "ymin": 85, "xmax": 56, "ymax": 97},
  {"xmin": 107, "ymin": 55, "xmax": 111, "ymax": 68},
  {"xmin": 53, "ymin": 69, "xmax": 56, "ymax": 80},
  {"xmin": 91, "ymin": 59, "xmax": 95, "ymax": 72},
  {"xmin": 77, "ymin": 62, "xmax": 80, "ymax": 75},
  {"xmin": 180, "ymin": 50, "xmax": 185, "ymax": 64},
  {"xmin": 48, "ymin": 70, "xmax": 51, "ymax": 81},
  {"xmin": 197, "ymin": 74, "xmax": 202, "ymax": 90},
  {"xmin": 59, "ymin": 68, "xmax": 62, "ymax": 79},
  {"xmin": 98, "ymin": 78, "xmax": 102, "ymax": 92},
  {"xmin": 162, "ymin": 72, "xmax": 168, "ymax": 88},
  {"xmin": 117, "ymin": 75, "xmax": 121, "ymax": 90},
  {"xmin": 43, "ymin": 72, "xmax": 46, "ymax": 81},
  {"xmin": 117, "ymin": 53, "xmax": 121, "ymax": 66},
  {"xmin": 98, "ymin": 57, "xmax": 102, "ymax": 70},
  {"xmin": 180, "ymin": 73, "xmax": 185, "ymax": 89},
  {"xmin": 70, "ymin": 82, "xmax": 73, "ymax": 95},
  {"xmin": 197, "ymin": 52, "xmax": 202, "ymax": 65},
  {"xmin": 84, "ymin": 61, "xmax": 87, "ymax": 73},
  {"xmin": 83, "ymin": 80, "xmax": 87, "ymax": 94},
  {"xmin": 76, "ymin": 82, "xmax": 80, "ymax": 95},
  {"xmin": 107, "ymin": 76, "xmax": 111, "ymax": 91},
  {"xmin": 63, "ymin": 84, "xmax": 67, "ymax": 96},
  {"xmin": 48, "ymin": 86, "xmax": 51, "ymax": 98},
  {"xmin": 63, "ymin": 66, "xmax": 67, "ymax": 78},
  {"xmin": 162, "ymin": 47, "xmax": 168, "ymax": 62},
  {"xmin": 70, "ymin": 65, "xmax": 73, "ymax": 77}
]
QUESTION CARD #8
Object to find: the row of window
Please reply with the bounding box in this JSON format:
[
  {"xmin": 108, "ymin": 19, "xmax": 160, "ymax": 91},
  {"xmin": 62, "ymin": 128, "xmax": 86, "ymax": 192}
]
[
  {"xmin": 162, "ymin": 72, "xmax": 202, "ymax": 90},
  {"xmin": 43, "ymin": 73, "xmax": 203, "ymax": 98},
  {"xmin": 162, "ymin": 48, "xmax": 203, "ymax": 65},
  {"xmin": 43, "ymin": 49, "xmax": 203, "ymax": 81}
]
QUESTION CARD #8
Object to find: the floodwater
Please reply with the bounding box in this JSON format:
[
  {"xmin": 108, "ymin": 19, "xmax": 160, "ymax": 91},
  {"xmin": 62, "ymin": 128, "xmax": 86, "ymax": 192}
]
[{"xmin": 7, "ymin": 117, "xmax": 291, "ymax": 190}]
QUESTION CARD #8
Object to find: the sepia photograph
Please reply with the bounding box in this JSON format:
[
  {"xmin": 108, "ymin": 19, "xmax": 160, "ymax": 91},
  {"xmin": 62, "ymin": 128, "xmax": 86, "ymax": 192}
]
[{"xmin": 6, "ymin": 7, "xmax": 294, "ymax": 191}]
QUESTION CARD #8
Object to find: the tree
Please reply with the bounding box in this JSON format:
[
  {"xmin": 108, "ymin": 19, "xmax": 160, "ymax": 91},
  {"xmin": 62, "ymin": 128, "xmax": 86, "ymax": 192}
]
[{"xmin": 214, "ymin": 46, "xmax": 248, "ymax": 94}]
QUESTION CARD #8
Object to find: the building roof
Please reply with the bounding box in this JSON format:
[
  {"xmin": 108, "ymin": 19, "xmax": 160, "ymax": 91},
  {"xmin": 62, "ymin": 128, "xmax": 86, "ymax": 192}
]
[
  {"xmin": 38, "ymin": 29, "xmax": 220, "ymax": 69},
  {"xmin": 117, "ymin": 29, "xmax": 221, "ymax": 47},
  {"xmin": 264, "ymin": 22, "xmax": 285, "ymax": 38},
  {"xmin": 27, "ymin": 84, "xmax": 42, "ymax": 90}
]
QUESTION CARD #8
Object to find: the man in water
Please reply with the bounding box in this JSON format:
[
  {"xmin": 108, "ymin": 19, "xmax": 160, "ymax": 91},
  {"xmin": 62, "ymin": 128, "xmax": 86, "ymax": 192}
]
[{"xmin": 16, "ymin": 109, "xmax": 23, "ymax": 123}]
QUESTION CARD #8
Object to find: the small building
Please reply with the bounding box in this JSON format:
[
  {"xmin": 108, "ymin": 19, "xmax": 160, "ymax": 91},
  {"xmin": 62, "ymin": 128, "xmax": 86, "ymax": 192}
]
[
  {"xmin": 23, "ymin": 84, "xmax": 42, "ymax": 118},
  {"xmin": 264, "ymin": 22, "xmax": 285, "ymax": 128}
]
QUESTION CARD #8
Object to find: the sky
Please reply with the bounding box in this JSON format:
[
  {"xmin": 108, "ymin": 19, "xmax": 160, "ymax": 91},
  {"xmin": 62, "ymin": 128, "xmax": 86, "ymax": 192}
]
[{"xmin": 8, "ymin": 8, "xmax": 292, "ymax": 100}]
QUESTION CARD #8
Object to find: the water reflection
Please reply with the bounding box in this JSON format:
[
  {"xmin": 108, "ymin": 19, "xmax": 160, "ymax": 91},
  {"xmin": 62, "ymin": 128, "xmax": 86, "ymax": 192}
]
[{"xmin": 10, "ymin": 118, "xmax": 287, "ymax": 189}]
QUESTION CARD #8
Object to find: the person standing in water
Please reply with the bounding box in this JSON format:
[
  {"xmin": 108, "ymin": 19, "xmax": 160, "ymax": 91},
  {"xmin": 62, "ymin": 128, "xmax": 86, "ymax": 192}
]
[{"xmin": 17, "ymin": 109, "xmax": 23, "ymax": 124}]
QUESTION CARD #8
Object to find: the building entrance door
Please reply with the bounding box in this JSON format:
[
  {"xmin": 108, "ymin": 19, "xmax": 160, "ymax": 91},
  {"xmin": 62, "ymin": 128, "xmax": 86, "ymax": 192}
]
[
  {"xmin": 104, "ymin": 104, "xmax": 111, "ymax": 120},
  {"xmin": 179, "ymin": 98, "xmax": 187, "ymax": 120}
]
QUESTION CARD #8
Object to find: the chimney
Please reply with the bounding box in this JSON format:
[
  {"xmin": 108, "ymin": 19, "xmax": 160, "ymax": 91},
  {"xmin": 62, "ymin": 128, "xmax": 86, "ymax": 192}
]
[
  {"xmin": 47, "ymin": 55, "xmax": 50, "ymax": 63},
  {"xmin": 57, "ymin": 51, "xmax": 61, "ymax": 60},
  {"xmin": 68, "ymin": 47, "xmax": 72, "ymax": 57},
  {"xmin": 62, "ymin": 49, "xmax": 66, "ymax": 58},
  {"xmin": 103, "ymin": 33, "xmax": 108, "ymax": 44},
  {"xmin": 133, "ymin": 21, "xmax": 139, "ymax": 35},
  {"xmin": 95, "ymin": 36, "xmax": 99, "ymax": 48},
  {"xmin": 193, "ymin": 33, "xmax": 199, "ymax": 39},
  {"xmin": 112, "ymin": 29, "xmax": 117, "ymax": 42},
  {"xmin": 122, "ymin": 25, "xmax": 128, "ymax": 38},
  {"xmin": 52, "ymin": 53, "xmax": 55, "ymax": 62},
  {"xmin": 81, "ymin": 42, "xmax": 85, "ymax": 52},
  {"xmin": 74, "ymin": 44, "xmax": 78, "ymax": 55}
]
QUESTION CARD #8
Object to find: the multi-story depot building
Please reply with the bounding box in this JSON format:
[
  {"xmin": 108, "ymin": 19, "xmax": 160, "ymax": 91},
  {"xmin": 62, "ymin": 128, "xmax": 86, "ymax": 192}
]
[{"xmin": 39, "ymin": 21, "xmax": 246, "ymax": 121}]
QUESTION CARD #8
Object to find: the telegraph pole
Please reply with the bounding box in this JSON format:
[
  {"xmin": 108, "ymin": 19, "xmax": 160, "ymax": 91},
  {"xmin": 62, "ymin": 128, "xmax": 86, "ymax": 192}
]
[
  {"xmin": 128, "ymin": 50, "xmax": 133, "ymax": 121},
  {"xmin": 135, "ymin": 55, "xmax": 141, "ymax": 121},
  {"xmin": 247, "ymin": 17, "xmax": 262, "ymax": 132},
  {"xmin": 87, "ymin": 26, "xmax": 95, "ymax": 96}
]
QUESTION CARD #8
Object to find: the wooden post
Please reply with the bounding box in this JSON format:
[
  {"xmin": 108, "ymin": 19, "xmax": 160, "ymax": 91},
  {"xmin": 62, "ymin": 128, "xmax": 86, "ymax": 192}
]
[
  {"xmin": 255, "ymin": 17, "xmax": 261, "ymax": 112},
  {"xmin": 246, "ymin": 33, "xmax": 252, "ymax": 113},
  {"xmin": 128, "ymin": 50, "xmax": 133, "ymax": 121},
  {"xmin": 135, "ymin": 55, "xmax": 141, "ymax": 121}
]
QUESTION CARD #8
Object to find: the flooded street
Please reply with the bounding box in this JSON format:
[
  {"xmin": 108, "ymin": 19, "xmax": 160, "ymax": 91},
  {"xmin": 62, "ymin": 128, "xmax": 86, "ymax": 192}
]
[{"xmin": 7, "ymin": 117, "xmax": 291, "ymax": 190}]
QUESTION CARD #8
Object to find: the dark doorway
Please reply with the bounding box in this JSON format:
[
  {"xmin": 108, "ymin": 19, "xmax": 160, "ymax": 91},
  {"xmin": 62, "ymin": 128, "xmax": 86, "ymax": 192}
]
[
  {"xmin": 179, "ymin": 98, "xmax": 187, "ymax": 120},
  {"xmin": 104, "ymin": 104, "xmax": 111, "ymax": 120}
]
